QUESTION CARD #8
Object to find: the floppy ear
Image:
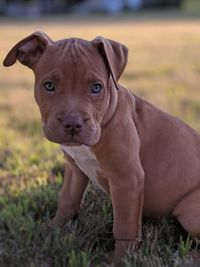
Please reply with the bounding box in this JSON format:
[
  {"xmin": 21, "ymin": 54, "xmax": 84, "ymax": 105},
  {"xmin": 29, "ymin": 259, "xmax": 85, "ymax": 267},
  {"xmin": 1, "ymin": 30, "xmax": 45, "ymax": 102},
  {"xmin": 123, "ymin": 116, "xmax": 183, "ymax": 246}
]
[
  {"xmin": 92, "ymin": 36, "xmax": 128, "ymax": 88},
  {"xmin": 3, "ymin": 31, "xmax": 53, "ymax": 69}
]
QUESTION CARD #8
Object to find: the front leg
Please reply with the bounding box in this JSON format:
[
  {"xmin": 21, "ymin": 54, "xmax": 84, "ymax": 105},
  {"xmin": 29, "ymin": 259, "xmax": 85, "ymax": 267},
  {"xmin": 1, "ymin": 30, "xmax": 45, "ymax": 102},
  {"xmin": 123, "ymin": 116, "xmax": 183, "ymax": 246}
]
[
  {"xmin": 52, "ymin": 155, "xmax": 89, "ymax": 227},
  {"xmin": 94, "ymin": 119, "xmax": 145, "ymax": 265},
  {"xmin": 108, "ymin": 165, "xmax": 144, "ymax": 265}
]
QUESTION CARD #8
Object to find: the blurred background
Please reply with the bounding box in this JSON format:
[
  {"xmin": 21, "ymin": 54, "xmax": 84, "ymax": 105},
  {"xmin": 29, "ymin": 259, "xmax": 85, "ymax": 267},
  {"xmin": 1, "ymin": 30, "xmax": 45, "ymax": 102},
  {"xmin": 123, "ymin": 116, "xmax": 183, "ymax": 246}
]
[
  {"xmin": 1, "ymin": 1, "xmax": 200, "ymax": 266},
  {"xmin": 0, "ymin": 0, "xmax": 199, "ymax": 16}
]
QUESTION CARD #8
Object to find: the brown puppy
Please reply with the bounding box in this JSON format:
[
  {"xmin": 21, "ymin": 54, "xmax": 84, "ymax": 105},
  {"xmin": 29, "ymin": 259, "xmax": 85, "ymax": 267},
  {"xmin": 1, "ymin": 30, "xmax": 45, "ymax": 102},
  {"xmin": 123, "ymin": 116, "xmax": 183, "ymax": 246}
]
[{"xmin": 3, "ymin": 32, "xmax": 200, "ymax": 265}]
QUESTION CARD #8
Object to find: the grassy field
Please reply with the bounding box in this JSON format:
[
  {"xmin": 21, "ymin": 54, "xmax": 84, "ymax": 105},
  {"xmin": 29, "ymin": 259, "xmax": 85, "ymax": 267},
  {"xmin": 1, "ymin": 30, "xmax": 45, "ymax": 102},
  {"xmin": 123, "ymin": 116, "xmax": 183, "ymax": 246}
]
[{"xmin": 1, "ymin": 11, "xmax": 200, "ymax": 267}]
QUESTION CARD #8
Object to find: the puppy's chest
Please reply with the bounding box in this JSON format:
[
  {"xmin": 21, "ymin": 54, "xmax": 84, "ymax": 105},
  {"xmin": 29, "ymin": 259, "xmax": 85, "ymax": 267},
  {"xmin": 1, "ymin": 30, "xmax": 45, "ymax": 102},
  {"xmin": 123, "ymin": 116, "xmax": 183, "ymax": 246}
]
[{"xmin": 61, "ymin": 145, "xmax": 105, "ymax": 191}]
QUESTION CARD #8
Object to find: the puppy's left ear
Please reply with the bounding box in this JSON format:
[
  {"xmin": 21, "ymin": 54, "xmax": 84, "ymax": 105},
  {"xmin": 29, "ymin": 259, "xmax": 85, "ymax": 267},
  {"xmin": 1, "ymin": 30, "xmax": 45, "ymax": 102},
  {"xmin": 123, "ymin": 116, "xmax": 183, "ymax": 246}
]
[
  {"xmin": 92, "ymin": 36, "xmax": 128, "ymax": 87},
  {"xmin": 3, "ymin": 31, "xmax": 53, "ymax": 70}
]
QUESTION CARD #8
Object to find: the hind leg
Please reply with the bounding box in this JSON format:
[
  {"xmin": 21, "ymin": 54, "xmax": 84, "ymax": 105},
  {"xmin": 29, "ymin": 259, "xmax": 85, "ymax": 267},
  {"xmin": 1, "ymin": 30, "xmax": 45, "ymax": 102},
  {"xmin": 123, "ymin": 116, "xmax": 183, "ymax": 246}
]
[{"xmin": 173, "ymin": 187, "xmax": 200, "ymax": 238}]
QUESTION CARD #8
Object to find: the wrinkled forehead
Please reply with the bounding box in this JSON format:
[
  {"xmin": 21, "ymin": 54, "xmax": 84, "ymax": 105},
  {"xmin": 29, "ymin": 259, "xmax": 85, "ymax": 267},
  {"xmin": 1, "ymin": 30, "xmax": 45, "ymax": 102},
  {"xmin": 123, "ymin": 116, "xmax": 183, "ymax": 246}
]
[
  {"xmin": 55, "ymin": 38, "xmax": 98, "ymax": 63},
  {"xmin": 35, "ymin": 38, "xmax": 106, "ymax": 75}
]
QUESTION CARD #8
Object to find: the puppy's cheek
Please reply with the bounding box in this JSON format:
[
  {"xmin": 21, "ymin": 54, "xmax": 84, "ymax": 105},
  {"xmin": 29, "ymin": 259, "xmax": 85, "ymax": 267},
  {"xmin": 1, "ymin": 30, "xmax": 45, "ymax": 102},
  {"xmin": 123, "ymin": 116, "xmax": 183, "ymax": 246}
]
[
  {"xmin": 43, "ymin": 124, "xmax": 60, "ymax": 143},
  {"xmin": 42, "ymin": 125, "xmax": 53, "ymax": 142}
]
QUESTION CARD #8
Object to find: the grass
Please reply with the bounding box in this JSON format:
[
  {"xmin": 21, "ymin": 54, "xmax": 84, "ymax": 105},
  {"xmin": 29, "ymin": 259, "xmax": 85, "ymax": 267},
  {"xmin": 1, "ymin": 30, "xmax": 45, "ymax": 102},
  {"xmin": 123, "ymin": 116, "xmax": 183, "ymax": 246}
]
[{"xmin": 1, "ymin": 9, "xmax": 200, "ymax": 267}]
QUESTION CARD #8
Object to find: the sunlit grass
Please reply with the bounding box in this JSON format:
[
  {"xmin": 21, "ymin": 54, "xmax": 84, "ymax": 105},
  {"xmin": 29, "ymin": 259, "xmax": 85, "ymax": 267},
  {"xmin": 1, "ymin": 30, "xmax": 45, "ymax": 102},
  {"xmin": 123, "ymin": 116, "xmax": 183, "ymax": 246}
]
[{"xmin": 1, "ymin": 13, "xmax": 200, "ymax": 266}]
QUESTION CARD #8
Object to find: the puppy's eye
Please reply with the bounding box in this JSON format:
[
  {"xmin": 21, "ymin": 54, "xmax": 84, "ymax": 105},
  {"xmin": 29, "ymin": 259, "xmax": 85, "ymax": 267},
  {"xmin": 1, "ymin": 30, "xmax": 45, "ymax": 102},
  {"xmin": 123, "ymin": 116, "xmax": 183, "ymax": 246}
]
[
  {"xmin": 44, "ymin": 81, "xmax": 55, "ymax": 92},
  {"xmin": 91, "ymin": 83, "xmax": 102, "ymax": 94}
]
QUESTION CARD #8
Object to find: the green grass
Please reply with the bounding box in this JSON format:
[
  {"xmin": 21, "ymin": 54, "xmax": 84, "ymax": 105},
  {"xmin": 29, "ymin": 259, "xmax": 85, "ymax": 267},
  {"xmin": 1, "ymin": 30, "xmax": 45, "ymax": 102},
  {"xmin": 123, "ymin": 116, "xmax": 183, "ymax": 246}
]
[{"xmin": 1, "ymin": 10, "xmax": 200, "ymax": 266}]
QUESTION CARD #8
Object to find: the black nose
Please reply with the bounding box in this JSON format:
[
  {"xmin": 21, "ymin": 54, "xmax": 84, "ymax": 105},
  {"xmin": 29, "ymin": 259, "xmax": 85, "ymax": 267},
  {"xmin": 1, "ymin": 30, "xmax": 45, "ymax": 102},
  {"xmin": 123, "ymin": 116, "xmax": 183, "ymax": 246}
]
[{"xmin": 56, "ymin": 113, "xmax": 84, "ymax": 135}]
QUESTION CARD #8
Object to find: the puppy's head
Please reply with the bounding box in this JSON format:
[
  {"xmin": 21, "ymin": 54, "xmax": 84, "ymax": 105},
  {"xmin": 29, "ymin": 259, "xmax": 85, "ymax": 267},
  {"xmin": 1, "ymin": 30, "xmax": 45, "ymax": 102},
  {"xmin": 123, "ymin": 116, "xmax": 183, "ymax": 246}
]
[{"xmin": 3, "ymin": 32, "xmax": 128, "ymax": 146}]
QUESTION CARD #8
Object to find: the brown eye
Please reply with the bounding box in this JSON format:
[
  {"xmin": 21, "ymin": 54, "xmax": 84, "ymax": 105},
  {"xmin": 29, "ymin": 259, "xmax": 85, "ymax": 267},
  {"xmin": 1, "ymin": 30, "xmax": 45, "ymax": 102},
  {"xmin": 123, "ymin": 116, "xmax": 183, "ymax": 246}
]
[
  {"xmin": 91, "ymin": 83, "xmax": 102, "ymax": 94},
  {"xmin": 44, "ymin": 81, "xmax": 55, "ymax": 91}
]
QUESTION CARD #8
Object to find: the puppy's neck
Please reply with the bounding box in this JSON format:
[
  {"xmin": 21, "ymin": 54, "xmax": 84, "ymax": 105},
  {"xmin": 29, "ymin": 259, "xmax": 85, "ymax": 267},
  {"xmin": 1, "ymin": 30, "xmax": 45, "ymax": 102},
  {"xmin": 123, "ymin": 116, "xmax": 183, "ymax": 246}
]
[{"xmin": 101, "ymin": 77, "xmax": 119, "ymax": 129}]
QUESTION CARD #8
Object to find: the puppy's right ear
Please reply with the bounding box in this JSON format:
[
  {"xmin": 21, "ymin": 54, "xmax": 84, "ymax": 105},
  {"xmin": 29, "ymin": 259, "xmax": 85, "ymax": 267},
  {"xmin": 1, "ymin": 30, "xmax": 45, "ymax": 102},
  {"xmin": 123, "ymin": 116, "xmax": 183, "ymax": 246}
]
[{"xmin": 3, "ymin": 31, "xmax": 53, "ymax": 69}]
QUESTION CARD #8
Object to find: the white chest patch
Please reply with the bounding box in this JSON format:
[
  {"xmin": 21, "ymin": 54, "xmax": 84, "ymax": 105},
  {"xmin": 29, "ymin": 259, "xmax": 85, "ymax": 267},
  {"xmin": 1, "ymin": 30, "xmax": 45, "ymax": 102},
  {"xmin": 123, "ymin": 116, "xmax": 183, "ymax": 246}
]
[{"xmin": 61, "ymin": 145, "xmax": 104, "ymax": 190}]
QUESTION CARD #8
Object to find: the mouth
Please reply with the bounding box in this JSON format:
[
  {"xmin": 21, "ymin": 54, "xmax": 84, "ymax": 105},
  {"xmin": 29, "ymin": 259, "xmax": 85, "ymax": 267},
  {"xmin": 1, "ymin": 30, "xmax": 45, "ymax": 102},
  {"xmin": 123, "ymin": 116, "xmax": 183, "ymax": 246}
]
[
  {"xmin": 61, "ymin": 141, "xmax": 84, "ymax": 147},
  {"xmin": 43, "ymin": 122, "xmax": 101, "ymax": 147},
  {"xmin": 60, "ymin": 134, "xmax": 86, "ymax": 146}
]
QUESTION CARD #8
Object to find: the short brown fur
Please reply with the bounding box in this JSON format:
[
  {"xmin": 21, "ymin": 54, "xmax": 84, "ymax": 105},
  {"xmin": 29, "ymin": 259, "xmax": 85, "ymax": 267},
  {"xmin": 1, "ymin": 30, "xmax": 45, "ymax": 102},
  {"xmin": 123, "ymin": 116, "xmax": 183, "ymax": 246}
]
[{"xmin": 3, "ymin": 32, "xmax": 200, "ymax": 265}]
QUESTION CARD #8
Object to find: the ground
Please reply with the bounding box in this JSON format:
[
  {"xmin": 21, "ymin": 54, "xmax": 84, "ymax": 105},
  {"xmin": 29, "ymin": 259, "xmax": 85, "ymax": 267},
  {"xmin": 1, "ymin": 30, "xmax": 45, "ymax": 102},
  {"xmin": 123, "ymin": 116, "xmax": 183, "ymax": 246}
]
[{"xmin": 1, "ymin": 8, "xmax": 200, "ymax": 267}]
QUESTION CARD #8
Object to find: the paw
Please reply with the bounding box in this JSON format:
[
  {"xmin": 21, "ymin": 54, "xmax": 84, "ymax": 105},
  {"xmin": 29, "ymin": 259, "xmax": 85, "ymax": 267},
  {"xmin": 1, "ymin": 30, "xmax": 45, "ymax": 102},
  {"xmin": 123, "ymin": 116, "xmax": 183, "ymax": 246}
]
[
  {"xmin": 48, "ymin": 213, "xmax": 67, "ymax": 228},
  {"xmin": 105, "ymin": 239, "xmax": 141, "ymax": 266}
]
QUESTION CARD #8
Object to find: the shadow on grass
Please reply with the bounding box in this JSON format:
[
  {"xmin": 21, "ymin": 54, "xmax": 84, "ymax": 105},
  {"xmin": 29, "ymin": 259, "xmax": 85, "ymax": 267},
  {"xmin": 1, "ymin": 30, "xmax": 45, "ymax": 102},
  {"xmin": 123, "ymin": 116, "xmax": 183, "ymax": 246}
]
[
  {"xmin": 0, "ymin": 176, "xmax": 113, "ymax": 267},
  {"xmin": 0, "ymin": 171, "xmax": 198, "ymax": 267}
]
